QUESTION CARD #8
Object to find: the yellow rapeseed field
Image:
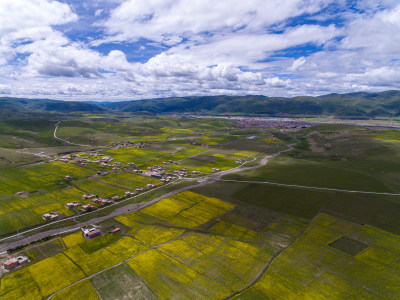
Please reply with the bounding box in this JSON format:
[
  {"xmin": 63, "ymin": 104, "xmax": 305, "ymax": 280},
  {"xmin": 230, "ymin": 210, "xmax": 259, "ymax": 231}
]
[
  {"xmin": 128, "ymin": 249, "xmax": 230, "ymax": 299},
  {"xmin": 52, "ymin": 280, "xmax": 100, "ymax": 300},
  {"xmin": 0, "ymin": 269, "xmax": 42, "ymax": 300},
  {"xmin": 62, "ymin": 231, "xmax": 85, "ymax": 248},
  {"xmin": 64, "ymin": 246, "xmax": 121, "ymax": 276},
  {"xmin": 28, "ymin": 253, "xmax": 86, "ymax": 297},
  {"xmin": 127, "ymin": 222, "xmax": 185, "ymax": 246},
  {"xmin": 106, "ymin": 236, "xmax": 147, "ymax": 260}
]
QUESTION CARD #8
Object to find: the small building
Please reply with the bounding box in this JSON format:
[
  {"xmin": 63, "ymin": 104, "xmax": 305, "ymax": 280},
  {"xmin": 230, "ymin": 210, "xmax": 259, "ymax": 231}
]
[
  {"xmin": 65, "ymin": 202, "xmax": 82, "ymax": 209},
  {"xmin": 2, "ymin": 256, "xmax": 29, "ymax": 271},
  {"xmin": 42, "ymin": 212, "xmax": 58, "ymax": 221},
  {"xmin": 80, "ymin": 204, "xmax": 96, "ymax": 212},
  {"xmin": 84, "ymin": 228, "xmax": 102, "ymax": 239}
]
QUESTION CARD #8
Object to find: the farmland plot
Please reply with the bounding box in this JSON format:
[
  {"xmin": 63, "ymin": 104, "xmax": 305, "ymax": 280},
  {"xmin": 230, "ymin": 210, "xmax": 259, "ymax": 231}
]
[{"xmin": 233, "ymin": 213, "xmax": 400, "ymax": 299}]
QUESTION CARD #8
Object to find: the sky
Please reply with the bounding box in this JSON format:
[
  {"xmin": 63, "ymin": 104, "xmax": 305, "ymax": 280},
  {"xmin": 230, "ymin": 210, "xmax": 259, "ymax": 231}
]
[{"xmin": 0, "ymin": 0, "xmax": 399, "ymax": 101}]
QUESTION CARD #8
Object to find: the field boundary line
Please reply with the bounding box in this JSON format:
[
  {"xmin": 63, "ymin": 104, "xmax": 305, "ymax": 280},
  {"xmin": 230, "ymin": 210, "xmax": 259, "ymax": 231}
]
[{"xmin": 217, "ymin": 179, "xmax": 400, "ymax": 196}]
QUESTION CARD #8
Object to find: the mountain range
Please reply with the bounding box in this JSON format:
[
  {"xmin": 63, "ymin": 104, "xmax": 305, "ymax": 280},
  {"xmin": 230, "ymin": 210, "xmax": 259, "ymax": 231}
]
[{"xmin": 1, "ymin": 90, "xmax": 400, "ymax": 118}]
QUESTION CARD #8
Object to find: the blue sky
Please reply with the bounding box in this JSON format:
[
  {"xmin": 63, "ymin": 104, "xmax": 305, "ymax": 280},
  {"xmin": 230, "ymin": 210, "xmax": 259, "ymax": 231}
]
[{"xmin": 0, "ymin": 0, "xmax": 399, "ymax": 101}]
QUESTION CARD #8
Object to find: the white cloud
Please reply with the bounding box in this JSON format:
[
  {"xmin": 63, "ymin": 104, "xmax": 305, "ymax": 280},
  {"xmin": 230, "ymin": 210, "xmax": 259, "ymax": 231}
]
[
  {"xmin": 265, "ymin": 77, "xmax": 291, "ymax": 87},
  {"xmin": 0, "ymin": 0, "xmax": 399, "ymax": 100},
  {"xmin": 289, "ymin": 57, "xmax": 306, "ymax": 71},
  {"xmin": 100, "ymin": 0, "xmax": 332, "ymax": 45},
  {"xmin": 341, "ymin": 4, "xmax": 400, "ymax": 54},
  {"xmin": 0, "ymin": 0, "xmax": 77, "ymax": 65}
]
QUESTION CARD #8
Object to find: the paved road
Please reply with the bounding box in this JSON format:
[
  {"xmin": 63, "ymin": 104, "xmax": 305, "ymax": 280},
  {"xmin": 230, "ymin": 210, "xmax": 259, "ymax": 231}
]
[{"xmin": 53, "ymin": 121, "xmax": 90, "ymax": 147}]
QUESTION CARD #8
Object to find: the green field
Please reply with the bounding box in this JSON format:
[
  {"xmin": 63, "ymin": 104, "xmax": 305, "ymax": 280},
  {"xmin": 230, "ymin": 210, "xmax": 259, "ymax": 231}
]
[
  {"xmin": 91, "ymin": 263, "xmax": 157, "ymax": 300},
  {"xmin": 0, "ymin": 186, "xmax": 83, "ymax": 235},
  {"xmin": 0, "ymin": 161, "xmax": 94, "ymax": 197},
  {"xmin": 72, "ymin": 178, "xmax": 126, "ymax": 198},
  {"xmin": 99, "ymin": 172, "xmax": 159, "ymax": 190}
]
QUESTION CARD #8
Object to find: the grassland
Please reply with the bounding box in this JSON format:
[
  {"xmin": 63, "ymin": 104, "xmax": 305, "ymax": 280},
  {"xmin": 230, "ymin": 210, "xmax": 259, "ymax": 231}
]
[
  {"xmin": 0, "ymin": 161, "xmax": 94, "ymax": 197},
  {"xmin": 233, "ymin": 183, "xmax": 333, "ymax": 219},
  {"xmin": 72, "ymin": 178, "xmax": 126, "ymax": 198},
  {"xmin": 0, "ymin": 186, "xmax": 84, "ymax": 236},
  {"xmin": 99, "ymin": 172, "xmax": 159, "ymax": 190},
  {"xmin": 52, "ymin": 280, "xmax": 100, "ymax": 300},
  {"xmin": 226, "ymin": 125, "xmax": 400, "ymax": 193},
  {"xmin": 233, "ymin": 213, "xmax": 400, "ymax": 299},
  {"xmin": 23, "ymin": 238, "xmax": 66, "ymax": 262},
  {"xmin": 90, "ymin": 263, "xmax": 157, "ymax": 300}
]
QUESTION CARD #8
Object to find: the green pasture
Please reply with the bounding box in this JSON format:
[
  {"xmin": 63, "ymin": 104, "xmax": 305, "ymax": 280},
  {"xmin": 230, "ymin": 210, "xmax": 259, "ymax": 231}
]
[
  {"xmin": 0, "ymin": 186, "xmax": 82, "ymax": 235},
  {"xmin": 0, "ymin": 161, "xmax": 94, "ymax": 197},
  {"xmin": 73, "ymin": 178, "xmax": 126, "ymax": 198},
  {"xmin": 226, "ymin": 155, "xmax": 394, "ymax": 192},
  {"xmin": 91, "ymin": 263, "xmax": 157, "ymax": 300},
  {"xmin": 100, "ymin": 172, "xmax": 159, "ymax": 190}
]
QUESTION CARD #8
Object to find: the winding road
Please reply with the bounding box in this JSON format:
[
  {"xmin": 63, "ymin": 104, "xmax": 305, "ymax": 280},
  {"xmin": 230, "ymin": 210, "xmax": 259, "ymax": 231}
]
[{"xmin": 53, "ymin": 121, "xmax": 91, "ymax": 147}]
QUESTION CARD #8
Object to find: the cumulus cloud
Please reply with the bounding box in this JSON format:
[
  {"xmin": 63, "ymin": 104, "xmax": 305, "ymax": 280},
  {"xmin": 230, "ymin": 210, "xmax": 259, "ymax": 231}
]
[
  {"xmin": 289, "ymin": 57, "xmax": 306, "ymax": 71},
  {"xmin": 100, "ymin": 0, "xmax": 332, "ymax": 45},
  {"xmin": 0, "ymin": 0, "xmax": 398, "ymax": 100},
  {"xmin": 0, "ymin": 0, "xmax": 76, "ymax": 64},
  {"xmin": 341, "ymin": 4, "xmax": 400, "ymax": 54}
]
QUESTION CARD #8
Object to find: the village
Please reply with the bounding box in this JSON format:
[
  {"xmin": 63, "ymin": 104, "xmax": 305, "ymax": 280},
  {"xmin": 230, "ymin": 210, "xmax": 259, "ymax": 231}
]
[{"xmin": 40, "ymin": 151, "xmax": 191, "ymax": 222}]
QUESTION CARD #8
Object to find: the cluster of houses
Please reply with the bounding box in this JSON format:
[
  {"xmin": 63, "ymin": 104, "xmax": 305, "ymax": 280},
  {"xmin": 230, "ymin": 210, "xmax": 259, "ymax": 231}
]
[
  {"xmin": 236, "ymin": 118, "xmax": 310, "ymax": 129},
  {"xmin": 2, "ymin": 256, "xmax": 29, "ymax": 272},
  {"xmin": 211, "ymin": 168, "xmax": 221, "ymax": 172},
  {"xmin": 58, "ymin": 152, "xmax": 122, "ymax": 169},
  {"xmin": 59, "ymin": 153, "xmax": 92, "ymax": 165},
  {"xmin": 162, "ymin": 159, "xmax": 180, "ymax": 166},
  {"xmin": 173, "ymin": 168, "xmax": 188, "ymax": 177},
  {"xmin": 81, "ymin": 204, "xmax": 96, "ymax": 212},
  {"xmin": 111, "ymin": 142, "xmax": 150, "ymax": 149},
  {"xmin": 143, "ymin": 164, "xmax": 166, "ymax": 178},
  {"xmin": 82, "ymin": 193, "xmax": 96, "ymax": 200},
  {"xmin": 65, "ymin": 202, "xmax": 81, "ymax": 209},
  {"xmin": 92, "ymin": 197, "xmax": 113, "ymax": 206},
  {"xmin": 190, "ymin": 141, "xmax": 222, "ymax": 148}
]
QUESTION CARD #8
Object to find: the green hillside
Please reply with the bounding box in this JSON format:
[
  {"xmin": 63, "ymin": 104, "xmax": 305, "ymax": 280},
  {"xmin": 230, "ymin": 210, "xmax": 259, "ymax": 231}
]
[
  {"xmin": 1, "ymin": 90, "xmax": 400, "ymax": 118},
  {"xmin": 0, "ymin": 97, "xmax": 106, "ymax": 115},
  {"xmin": 105, "ymin": 90, "xmax": 400, "ymax": 118}
]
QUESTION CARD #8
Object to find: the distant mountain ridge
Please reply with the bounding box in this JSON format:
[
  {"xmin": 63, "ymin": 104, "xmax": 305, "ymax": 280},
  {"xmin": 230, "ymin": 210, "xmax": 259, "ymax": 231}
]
[
  {"xmin": 1, "ymin": 90, "xmax": 400, "ymax": 118},
  {"xmin": 0, "ymin": 97, "xmax": 106, "ymax": 114},
  {"xmin": 104, "ymin": 90, "xmax": 400, "ymax": 118}
]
